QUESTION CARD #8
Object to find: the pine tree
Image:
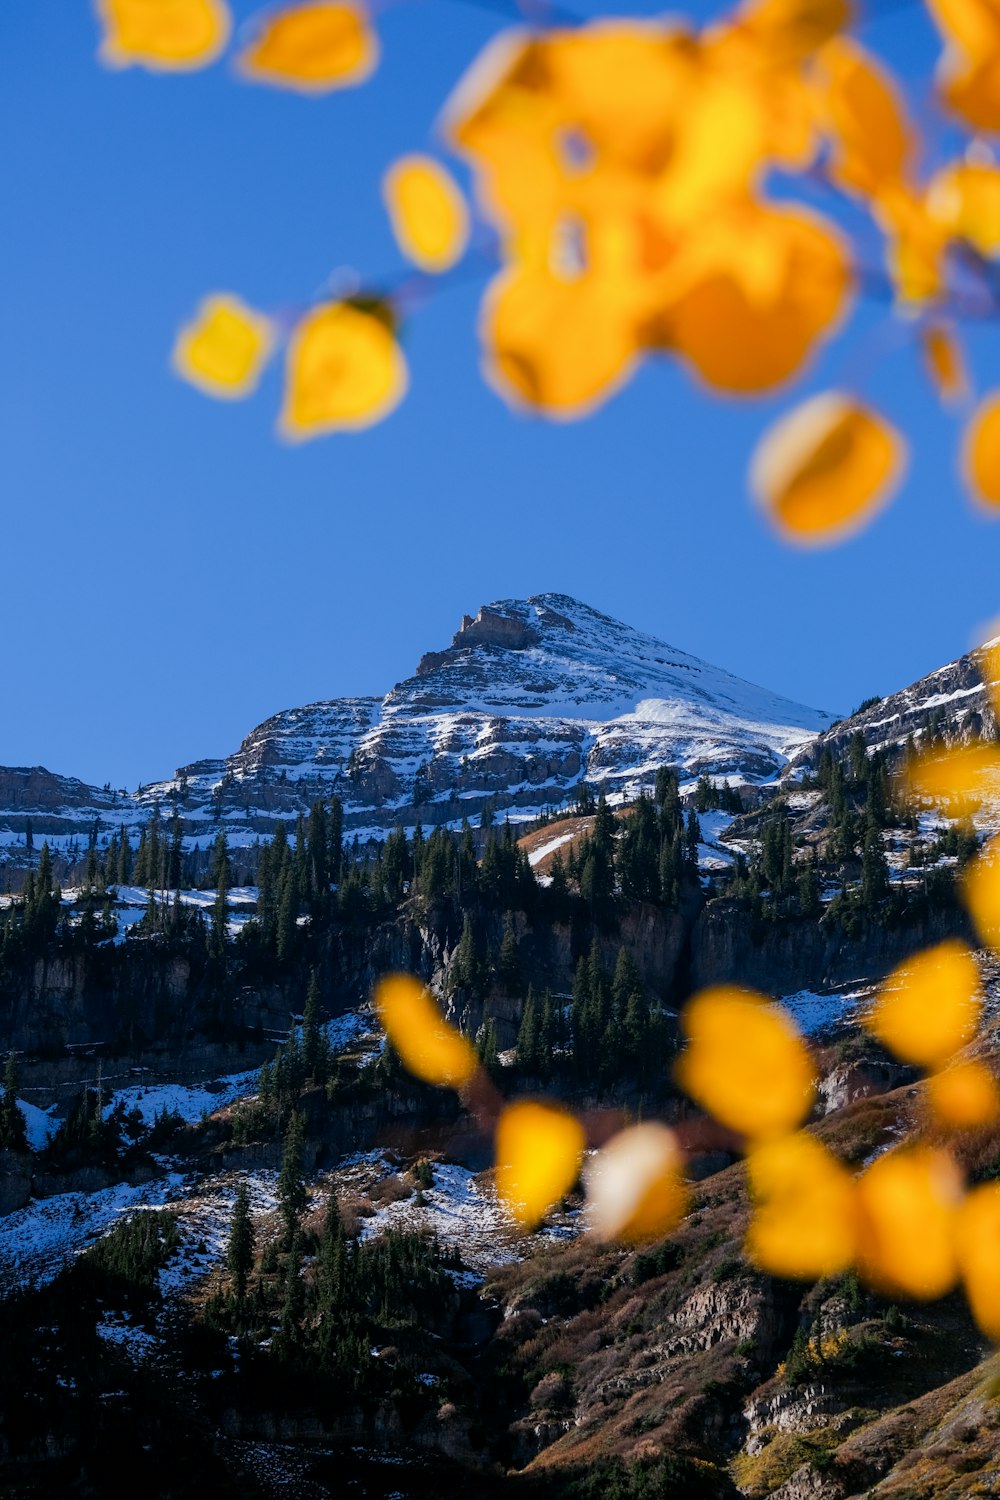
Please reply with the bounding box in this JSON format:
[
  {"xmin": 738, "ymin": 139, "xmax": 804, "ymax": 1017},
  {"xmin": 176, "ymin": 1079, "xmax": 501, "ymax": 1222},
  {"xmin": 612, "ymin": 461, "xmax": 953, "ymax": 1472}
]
[
  {"xmin": 302, "ymin": 970, "xmax": 329, "ymax": 1085},
  {"xmin": 516, "ymin": 986, "xmax": 540, "ymax": 1071},
  {"xmin": 276, "ymin": 858, "xmax": 298, "ymax": 962},
  {"xmin": 319, "ymin": 1185, "xmax": 347, "ymax": 1313},
  {"xmin": 278, "ymin": 1110, "xmax": 307, "ymax": 1247},
  {"xmin": 280, "ymin": 1227, "xmax": 306, "ymax": 1345},
  {"xmin": 477, "ymin": 1018, "xmax": 498, "ymax": 1070},
  {"xmin": 0, "ymin": 1055, "xmax": 28, "ymax": 1153},
  {"xmin": 861, "ymin": 828, "xmax": 889, "ymax": 912},
  {"xmin": 685, "ymin": 809, "xmax": 701, "ymax": 865},
  {"xmin": 498, "ymin": 913, "xmax": 523, "ymax": 995},
  {"xmin": 227, "ymin": 1179, "xmax": 255, "ymax": 1303}
]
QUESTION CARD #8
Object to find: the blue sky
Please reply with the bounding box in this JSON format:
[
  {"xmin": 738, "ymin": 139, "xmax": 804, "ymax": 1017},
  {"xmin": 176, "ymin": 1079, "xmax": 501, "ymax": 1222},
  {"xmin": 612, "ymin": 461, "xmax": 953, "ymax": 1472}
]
[{"xmin": 2, "ymin": 0, "xmax": 998, "ymax": 789}]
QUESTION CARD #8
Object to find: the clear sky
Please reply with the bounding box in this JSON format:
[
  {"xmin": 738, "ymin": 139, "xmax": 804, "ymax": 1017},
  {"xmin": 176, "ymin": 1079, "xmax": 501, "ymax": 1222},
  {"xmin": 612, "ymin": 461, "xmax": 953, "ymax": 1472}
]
[{"xmin": 2, "ymin": 0, "xmax": 998, "ymax": 790}]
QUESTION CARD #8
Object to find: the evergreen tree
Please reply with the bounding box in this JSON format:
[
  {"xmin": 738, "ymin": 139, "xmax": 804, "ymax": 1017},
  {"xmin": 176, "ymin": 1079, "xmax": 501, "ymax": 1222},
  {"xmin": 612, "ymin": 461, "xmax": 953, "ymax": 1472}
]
[
  {"xmin": 280, "ymin": 1227, "xmax": 306, "ymax": 1345},
  {"xmin": 516, "ymin": 986, "xmax": 540, "ymax": 1071},
  {"xmin": 276, "ymin": 857, "xmax": 298, "ymax": 963},
  {"xmin": 0, "ymin": 1055, "xmax": 28, "ymax": 1153},
  {"xmin": 227, "ymin": 1178, "xmax": 255, "ymax": 1303},
  {"xmin": 278, "ymin": 1110, "xmax": 307, "ymax": 1247},
  {"xmin": 797, "ymin": 854, "xmax": 821, "ymax": 918},
  {"xmin": 685, "ymin": 808, "xmax": 702, "ymax": 865},
  {"xmin": 302, "ymin": 970, "xmax": 329, "ymax": 1085},
  {"xmin": 498, "ymin": 913, "xmax": 523, "ymax": 995},
  {"xmin": 861, "ymin": 827, "xmax": 890, "ymax": 912}
]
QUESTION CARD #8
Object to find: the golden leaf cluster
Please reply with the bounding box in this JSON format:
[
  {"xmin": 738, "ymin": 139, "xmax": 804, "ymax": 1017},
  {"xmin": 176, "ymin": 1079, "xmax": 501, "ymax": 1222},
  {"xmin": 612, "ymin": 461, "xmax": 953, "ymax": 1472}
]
[{"xmin": 99, "ymin": 0, "xmax": 1000, "ymax": 525}]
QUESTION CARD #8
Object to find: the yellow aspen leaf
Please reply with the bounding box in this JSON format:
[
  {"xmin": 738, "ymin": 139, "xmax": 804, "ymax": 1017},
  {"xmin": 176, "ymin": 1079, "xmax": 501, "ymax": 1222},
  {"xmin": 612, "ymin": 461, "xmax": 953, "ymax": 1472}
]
[
  {"xmin": 963, "ymin": 832, "xmax": 1000, "ymax": 949},
  {"xmin": 903, "ymin": 742, "xmax": 1000, "ymax": 818},
  {"xmin": 868, "ymin": 941, "xmax": 981, "ymax": 1069},
  {"xmin": 372, "ymin": 974, "xmax": 477, "ymax": 1089},
  {"xmin": 280, "ymin": 300, "xmax": 407, "ymax": 439},
  {"xmin": 856, "ymin": 1146, "xmax": 963, "ymax": 1300},
  {"xmin": 496, "ymin": 1100, "xmax": 585, "ymax": 1228},
  {"xmin": 877, "ymin": 185, "xmax": 949, "ymax": 308},
  {"xmin": 585, "ymin": 1123, "xmax": 687, "ymax": 1243},
  {"xmin": 653, "ymin": 70, "xmax": 769, "ymax": 226},
  {"xmin": 659, "ymin": 203, "xmax": 851, "ymax": 395},
  {"xmin": 481, "ymin": 263, "xmax": 638, "ymax": 419},
  {"xmin": 920, "ymin": 323, "xmax": 969, "ymax": 407},
  {"xmin": 956, "ymin": 1181, "xmax": 1000, "ymax": 1340},
  {"xmin": 383, "ymin": 156, "xmax": 469, "ymax": 274},
  {"xmin": 541, "ymin": 22, "xmax": 701, "ymax": 175},
  {"xmin": 237, "ymin": 1, "xmax": 377, "ymax": 93},
  {"xmin": 819, "ymin": 38, "xmax": 916, "ymax": 199},
  {"xmin": 96, "ymin": 0, "xmax": 231, "ymax": 70},
  {"xmin": 750, "ymin": 392, "xmax": 905, "ymax": 546},
  {"xmin": 925, "ymin": 0, "xmax": 1000, "ymax": 62},
  {"xmin": 172, "ymin": 294, "xmax": 273, "ymax": 399},
  {"xmin": 676, "ymin": 987, "xmax": 815, "ymax": 1142},
  {"xmin": 929, "ymin": 159, "xmax": 1000, "ymax": 256},
  {"xmin": 939, "ymin": 49, "xmax": 1000, "ymax": 133},
  {"xmin": 737, "ymin": 0, "xmax": 854, "ymax": 60},
  {"xmin": 963, "ymin": 390, "xmax": 1000, "ymax": 508},
  {"xmin": 745, "ymin": 1133, "xmax": 859, "ymax": 1279},
  {"xmin": 926, "ymin": 1058, "xmax": 1000, "ymax": 1130}
]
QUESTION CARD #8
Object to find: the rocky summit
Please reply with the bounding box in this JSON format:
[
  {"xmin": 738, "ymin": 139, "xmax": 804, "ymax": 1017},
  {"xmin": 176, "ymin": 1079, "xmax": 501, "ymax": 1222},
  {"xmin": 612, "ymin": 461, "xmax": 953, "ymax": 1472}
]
[{"xmin": 0, "ymin": 594, "xmax": 834, "ymax": 865}]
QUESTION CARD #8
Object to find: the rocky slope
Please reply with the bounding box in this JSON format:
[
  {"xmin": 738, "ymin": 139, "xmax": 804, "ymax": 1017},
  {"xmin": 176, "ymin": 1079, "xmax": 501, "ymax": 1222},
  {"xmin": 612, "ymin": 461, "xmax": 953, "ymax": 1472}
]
[
  {"xmin": 788, "ymin": 633, "xmax": 1000, "ymax": 776},
  {"xmin": 0, "ymin": 595, "xmax": 833, "ymax": 867}
]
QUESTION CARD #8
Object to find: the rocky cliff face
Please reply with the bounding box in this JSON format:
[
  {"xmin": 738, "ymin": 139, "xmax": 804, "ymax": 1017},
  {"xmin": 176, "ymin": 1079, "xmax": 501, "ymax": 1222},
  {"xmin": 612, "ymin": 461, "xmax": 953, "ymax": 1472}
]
[{"xmin": 0, "ymin": 594, "xmax": 832, "ymax": 871}]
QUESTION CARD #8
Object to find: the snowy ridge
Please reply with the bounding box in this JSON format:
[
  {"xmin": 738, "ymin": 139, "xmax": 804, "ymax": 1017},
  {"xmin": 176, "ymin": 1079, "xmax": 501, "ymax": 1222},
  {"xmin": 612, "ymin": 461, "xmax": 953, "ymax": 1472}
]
[{"xmin": 0, "ymin": 594, "xmax": 833, "ymax": 863}]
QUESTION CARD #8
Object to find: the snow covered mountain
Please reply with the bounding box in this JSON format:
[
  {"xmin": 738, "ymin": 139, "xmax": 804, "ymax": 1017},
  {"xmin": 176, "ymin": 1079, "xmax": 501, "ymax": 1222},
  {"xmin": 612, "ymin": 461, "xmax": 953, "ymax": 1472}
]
[{"xmin": 0, "ymin": 594, "xmax": 834, "ymax": 863}]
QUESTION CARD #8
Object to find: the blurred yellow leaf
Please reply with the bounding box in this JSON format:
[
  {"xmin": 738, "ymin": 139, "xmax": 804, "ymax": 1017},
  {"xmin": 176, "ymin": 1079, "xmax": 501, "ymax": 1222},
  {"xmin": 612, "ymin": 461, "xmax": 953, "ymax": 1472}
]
[
  {"xmin": 927, "ymin": 1058, "xmax": 1000, "ymax": 1130},
  {"xmin": 926, "ymin": 0, "xmax": 1000, "ymax": 61},
  {"xmin": 676, "ymin": 987, "xmax": 815, "ymax": 1142},
  {"xmin": 939, "ymin": 50, "xmax": 1000, "ymax": 133},
  {"xmin": 496, "ymin": 1100, "xmax": 585, "ymax": 1228},
  {"xmin": 925, "ymin": 0, "xmax": 1000, "ymax": 129},
  {"xmin": 97, "ymin": 0, "xmax": 231, "ymax": 70},
  {"xmin": 963, "ymin": 390, "xmax": 1000, "ymax": 508},
  {"xmin": 819, "ymin": 38, "xmax": 916, "ymax": 199},
  {"xmin": 745, "ymin": 1132, "xmax": 859, "ymax": 1279},
  {"xmin": 963, "ymin": 832, "xmax": 1000, "ymax": 949},
  {"xmin": 280, "ymin": 300, "xmax": 407, "ymax": 439},
  {"xmin": 750, "ymin": 392, "xmax": 905, "ymax": 546},
  {"xmin": 541, "ymin": 22, "xmax": 702, "ymax": 175},
  {"xmin": 956, "ymin": 1181, "xmax": 1000, "ymax": 1340},
  {"xmin": 868, "ymin": 941, "xmax": 981, "ymax": 1069},
  {"xmin": 879, "ymin": 186, "xmax": 949, "ymax": 307},
  {"xmin": 585, "ymin": 1122, "xmax": 687, "ymax": 1242},
  {"xmin": 856, "ymin": 1146, "xmax": 963, "ymax": 1299},
  {"xmin": 737, "ymin": 0, "xmax": 853, "ymax": 61},
  {"xmin": 903, "ymin": 742, "xmax": 1000, "ymax": 817},
  {"xmin": 173, "ymin": 294, "xmax": 273, "ymax": 399},
  {"xmin": 930, "ymin": 159, "xmax": 1000, "ymax": 256},
  {"xmin": 372, "ymin": 973, "xmax": 477, "ymax": 1088},
  {"xmin": 383, "ymin": 156, "xmax": 469, "ymax": 274},
  {"xmin": 920, "ymin": 323, "xmax": 969, "ymax": 407},
  {"xmin": 659, "ymin": 202, "xmax": 852, "ymax": 395},
  {"xmin": 237, "ymin": 1, "xmax": 377, "ymax": 92},
  {"xmin": 481, "ymin": 262, "xmax": 639, "ymax": 419}
]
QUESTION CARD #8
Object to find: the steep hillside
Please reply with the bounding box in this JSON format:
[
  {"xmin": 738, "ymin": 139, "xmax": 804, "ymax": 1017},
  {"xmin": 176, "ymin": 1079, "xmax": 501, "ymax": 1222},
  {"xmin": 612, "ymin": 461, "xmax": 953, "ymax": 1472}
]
[{"xmin": 788, "ymin": 634, "xmax": 1000, "ymax": 777}]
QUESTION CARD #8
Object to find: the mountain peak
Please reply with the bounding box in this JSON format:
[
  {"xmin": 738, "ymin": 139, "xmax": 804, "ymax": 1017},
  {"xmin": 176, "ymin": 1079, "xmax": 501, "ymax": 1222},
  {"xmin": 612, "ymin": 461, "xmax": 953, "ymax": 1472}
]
[{"xmin": 0, "ymin": 594, "xmax": 835, "ymax": 863}]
